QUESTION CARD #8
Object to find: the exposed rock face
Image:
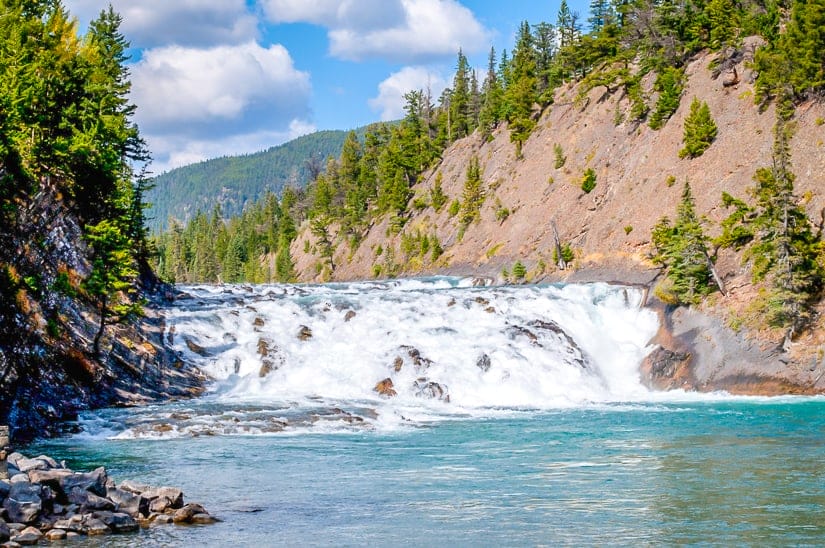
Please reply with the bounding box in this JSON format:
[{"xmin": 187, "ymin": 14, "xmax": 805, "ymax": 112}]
[
  {"xmin": 640, "ymin": 299, "xmax": 825, "ymax": 395},
  {"xmin": 0, "ymin": 451, "xmax": 215, "ymax": 544},
  {"xmin": 0, "ymin": 173, "xmax": 207, "ymax": 443}
]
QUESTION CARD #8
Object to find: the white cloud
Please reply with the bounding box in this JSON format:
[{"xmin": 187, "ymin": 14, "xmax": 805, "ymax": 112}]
[
  {"xmin": 65, "ymin": 0, "xmax": 258, "ymax": 48},
  {"xmin": 148, "ymin": 120, "xmax": 316, "ymax": 174},
  {"xmin": 130, "ymin": 42, "xmax": 312, "ymax": 172},
  {"xmin": 262, "ymin": 0, "xmax": 491, "ymax": 62},
  {"xmin": 368, "ymin": 66, "xmax": 448, "ymax": 121}
]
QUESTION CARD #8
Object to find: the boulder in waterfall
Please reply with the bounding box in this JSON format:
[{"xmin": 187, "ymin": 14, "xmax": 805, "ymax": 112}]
[
  {"xmin": 393, "ymin": 356, "xmax": 404, "ymax": 372},
  {"xmin": 67, "ymin": 487, "xmax": 116, "ymax": 512},
  {"xmin": 173, "ymin": 503, "xmax": 208, "ymax": 523},
  {"xmin": 640, "ymin": 346, "xmax": 692, "ymax": 390},
  {"xmin": 506, "ymin": 325, "xmax": 539, "ymax": 345},
  {"xmin": 257, "ymin": 337, "xmax": 272, "ymax": 357},
  {"xmin": 183, "ymin": 337, "xmax": 210, "ymax": 357},
  {"xmin": 44, "ymin": 528, "xmax": 66, "ymax": 541},
  {"xmin": 396, "ymin": 346, "xmax": 433, "ymax": 372},
  {"xmin": 3, "ymin": 482, "xmax": 43, "ymax": 524},
  {"xmin": 476, "ymin": 353, "xmax": 492, "ymax": 372},
  {"xmin": 529, "ymin": 320, "xmax": 589, "ymax": 369},
  {"xmin": 344, "ymin": 310, "xmax": 356, "ymax": 322},
  {"xmin": 374, "ymin": 378, "xmax": 397, "ymax": 398},
  {"xmin": 297, "ymin": 325, "xmax": 313, "ymax": 341},
  {"xmin": 413, "ymin": 378, "xmax": 450, "ymax": 402},
  {"xmin": 253, "ymin": 316, "xmax": 265, "ymax": 327},
  {"xmin": 106, "ymin": 487, "xmax": 144, "ymax": 517},
  {"xmin": 27, "ymin": 468, "xmax": 72, "ymax": 488}
]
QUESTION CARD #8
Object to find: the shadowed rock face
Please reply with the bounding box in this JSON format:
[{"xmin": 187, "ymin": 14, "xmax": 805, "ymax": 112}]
[{"xmin": 0, "ymin": 175, "xmax": 208, "ymax": 443}]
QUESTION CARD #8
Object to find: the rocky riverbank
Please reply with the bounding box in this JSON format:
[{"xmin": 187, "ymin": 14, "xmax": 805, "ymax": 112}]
[{"xmin": 0, "ymin": 451, "xmax": 216, "ymax": 545}]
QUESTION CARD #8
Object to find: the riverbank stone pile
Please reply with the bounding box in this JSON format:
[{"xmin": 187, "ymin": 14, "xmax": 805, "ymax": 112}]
[{"xmin": 0, "ymin": 452, "xmax": 216, "ymax": 544}]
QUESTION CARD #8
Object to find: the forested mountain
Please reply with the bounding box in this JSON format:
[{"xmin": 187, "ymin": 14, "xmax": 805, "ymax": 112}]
[
  {"xmin": 155, "ymin": 0, "xmax": 825, "ymax": 349},
  {"xmin": 146, "ymin": 127, "xmax": 373, "ymax": 232}
]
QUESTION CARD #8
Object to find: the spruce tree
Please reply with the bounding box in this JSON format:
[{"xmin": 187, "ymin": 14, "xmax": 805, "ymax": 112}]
[
  {"xmin": 651, "ymin": 182, "xmax": 718, "ymax": 304},
  {"xmin": 679, "ymin": 98, "xmax": 717, "ymax": 158}
]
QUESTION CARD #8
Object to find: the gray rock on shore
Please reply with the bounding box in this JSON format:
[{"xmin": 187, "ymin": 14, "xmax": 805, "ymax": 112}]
[{"xmin": 0, "ymin": 451, "xmax": 217, "ymax": 544}]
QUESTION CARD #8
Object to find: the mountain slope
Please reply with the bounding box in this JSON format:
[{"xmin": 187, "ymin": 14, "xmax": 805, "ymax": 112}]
[
  {"xmin": 147, "ymin": 129, "xmax": 358, "ymax": 232},
  {"xmin": 288, "ymin": 47, "xmax": 825, "ymax": 394}
]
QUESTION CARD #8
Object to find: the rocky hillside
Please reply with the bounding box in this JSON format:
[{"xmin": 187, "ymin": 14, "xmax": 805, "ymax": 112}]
[
  {"xmin": 290, "ymin": 46, "xmax": 825, "ymax": 394},
  {"xmin": 0, "ymin": 171, "xmax": 206, "ymax": 442}
]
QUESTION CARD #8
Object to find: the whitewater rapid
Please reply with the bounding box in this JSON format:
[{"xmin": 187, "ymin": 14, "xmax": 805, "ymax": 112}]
[{"xmin": 156, "ymin": 278, "xmax": 659, "ymax": 422}]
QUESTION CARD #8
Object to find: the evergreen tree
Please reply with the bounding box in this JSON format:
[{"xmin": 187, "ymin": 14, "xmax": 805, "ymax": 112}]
[
  {"xmin": 679, "ymin": 98, "xmax": 717, "ymax": 158},
  {"xmin": 460, "ymin": 156, "xmax": 485, "ymax": 226},
  {"xmin": 651, "ymin": 183, "xmax": 718, "ymax": 304},
  {"xmin": 742, "ymin": 105, "xmax": 823, "ymax": 336},
  {"xmin": 478, "ymin": 47, "xmax": 504, "ymax": 138},
  {"xmin": 505, "ymin": 21, "xmax": 538, "ymax": 158},
  {"xmin": 450, "ymin": 50, "xmax": 472, "ymax": 140}
]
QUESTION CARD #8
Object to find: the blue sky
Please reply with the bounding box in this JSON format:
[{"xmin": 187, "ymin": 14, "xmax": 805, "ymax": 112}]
[{"xmin": 65, "ymin": 1, "xmax": 589, "ymax": 173}]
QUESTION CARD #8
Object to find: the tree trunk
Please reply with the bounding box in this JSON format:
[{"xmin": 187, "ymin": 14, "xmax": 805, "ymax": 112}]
[
  {"xmin": 552, "ymin": 221, "xmax": 567, "ymax": 270},
  {"xmin": 93, "ymin": 295, "xmax": 107, "ymax": 357}
]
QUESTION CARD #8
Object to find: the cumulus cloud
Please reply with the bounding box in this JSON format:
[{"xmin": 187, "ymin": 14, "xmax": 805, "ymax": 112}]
[
  {"xmin": 130, "ymin": 42, "xmax": 312, "ymax": 172},
  {"xmin": 368, "ymin": 66, "xmax": 448, "ymax": 121},
  {"xmin": 262, "ymin": 0, "xmax": 491, "ymax": 62},
  {"xmin": 65, "ymin": 0, "xmax": 258, "ymax": 48}
]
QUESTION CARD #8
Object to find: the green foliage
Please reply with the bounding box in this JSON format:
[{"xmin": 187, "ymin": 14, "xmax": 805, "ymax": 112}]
[
  {"xmin": 459, "ymin": 156, "xmax": 485, "ymax": 227},
  {"xmin": 651, "ymin": 183, "xmax": 716, "ymax": 305},
  {"xmin": 718, "ymin": 108, "xmax": 824, "ymax": 336},
  {"xmin": 553, "ymin": 243, "xmax": 575, "ymax": 266},
  {"xmin": 448, "ymin": 199, "xmax": 461, "ymax": 218},
  {"xmin": 83, "ymin": 219, "xmax": 141, "ymax": 354},
  {"xmin": 754, "ymin": 0, "xmax": 825, "ymax": 106},
  {"xmin": 430, "ymin": 173, "xmax": 448, "ymax": 212},
  {"xmin": 624, "ymin": 225, "xmax": 633, "ymax": 234},
  {"xmin": 679, "ymin": 98, "xmax": 718, "ymax": 159},
  {"xmin": 553, "ymin": 143, "xmax": 567, "ymax": 169},
  {"xmin": 495, "ymin": 198, "xmax": 511, "ymax": 222},
  {"xmin": 512, "ymin": 260, "xmax": 528, "ymax": 279},
  {"xmin": 649, "ymin": 68, "xmax": 684, "ymax": 130},
  {"xmin": 581, "ymin": 168, "xmax": 597, "ymax": 193}
]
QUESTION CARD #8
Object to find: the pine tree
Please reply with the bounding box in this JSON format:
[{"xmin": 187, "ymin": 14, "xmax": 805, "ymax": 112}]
[
  {"xmin": 450, "ymin": 50, "xmax": 472, "ymax": 140},
  {"xmin": 478, "ymin": 47, "xmax": 504, "ymax": 138},
  {"xmin": 505, "ymin": 21, "xmax": 538, "ymax": 158},
  {"xmin": 460, "ymin": 155, "xmax": 485, "ymax": 226},
  {"xmin": 679, "ymin": 97, "xmax": 717, "ymax": 158},
  {"xmin": 651, "ymin": 183, "xmax": 719, "ymax": 304},
  {"xmin": 744, "ymin": 105, "xmax": 823, "ymax": 337}
]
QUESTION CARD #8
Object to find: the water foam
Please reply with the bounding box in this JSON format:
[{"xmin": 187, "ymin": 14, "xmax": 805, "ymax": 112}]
[{"xmin": 165, "ymin": 278, "xmax": 660, "ymax": 416}]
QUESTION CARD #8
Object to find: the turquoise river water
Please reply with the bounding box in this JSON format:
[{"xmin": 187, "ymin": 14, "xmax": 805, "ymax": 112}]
[{"xmin": 25, "ymin": 279, "xmax": 825, "ymax": 546}]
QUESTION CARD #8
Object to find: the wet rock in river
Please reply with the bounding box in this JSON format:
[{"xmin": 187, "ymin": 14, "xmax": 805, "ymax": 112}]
[
  {"xmin": 344, "ymin": 310, "xmax": 356, "ymax": 322},
  {"xmin": 395, "ymin": 346, "xmax": 433, "ymax": 372},
  {"xmin": 413, "ymin": 378, "xmax": 450, "ymax": 402},
  {"xmin": 297, "ymin": 325, "xmax": 313, "ymax": 341},
  {"xmin": 374, "ymin": 378, "xmax": 397, "ymax": 398},
  {"xmin": 476, "ymin": 353, "xmax": 492, "ymax": 372},
  {"xmin": 183, "ymin": 336, "xmax": 210, "ymax": 357}
]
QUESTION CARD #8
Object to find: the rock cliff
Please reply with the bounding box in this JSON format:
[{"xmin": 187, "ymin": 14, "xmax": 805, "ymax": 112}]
[{"xmin": 0, "ymin": 172, "xmax": 206, "ymax": 442}]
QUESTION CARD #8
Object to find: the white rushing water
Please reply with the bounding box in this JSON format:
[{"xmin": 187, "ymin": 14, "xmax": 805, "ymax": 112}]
[{"xmin": 146, "ymin": 278, "xmax": 662, "ymax": 434}]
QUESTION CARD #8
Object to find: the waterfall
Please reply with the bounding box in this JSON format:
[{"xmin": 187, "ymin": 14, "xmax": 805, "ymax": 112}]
[{"xmin": 165, "ymin": 278, "xmax": 659, "ymax": 414}]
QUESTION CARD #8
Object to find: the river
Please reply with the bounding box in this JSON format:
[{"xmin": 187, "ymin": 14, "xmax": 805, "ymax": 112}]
[{"xmin": 30, "ymin": 278, "xmax": 825, "ymax": 546}]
